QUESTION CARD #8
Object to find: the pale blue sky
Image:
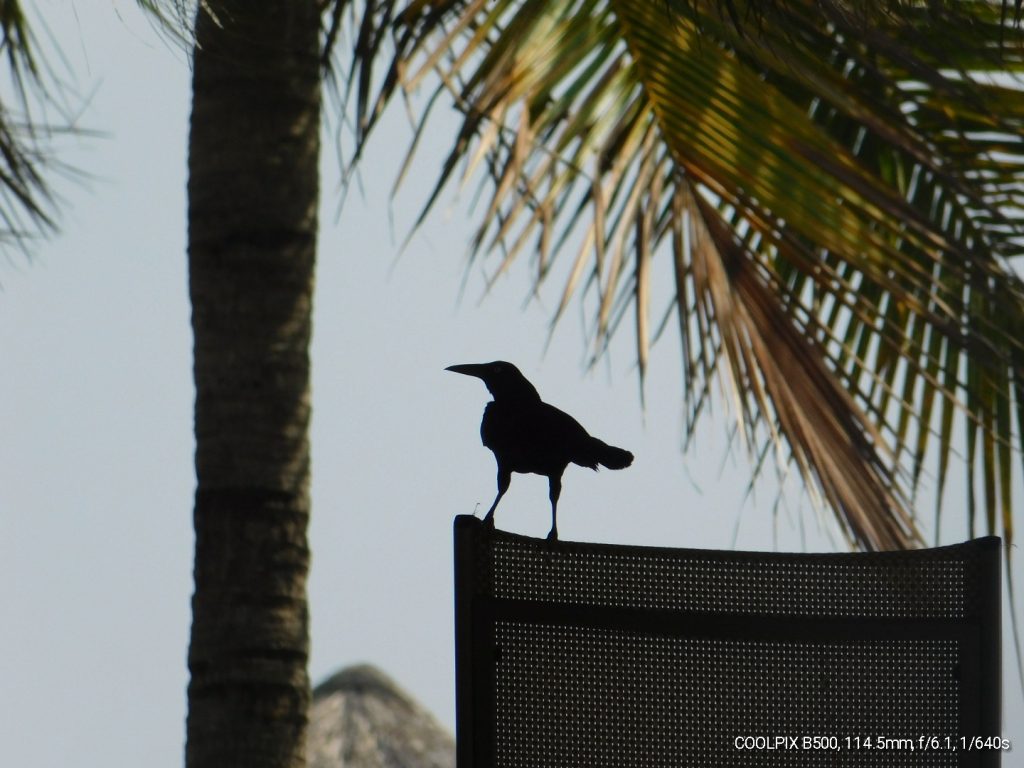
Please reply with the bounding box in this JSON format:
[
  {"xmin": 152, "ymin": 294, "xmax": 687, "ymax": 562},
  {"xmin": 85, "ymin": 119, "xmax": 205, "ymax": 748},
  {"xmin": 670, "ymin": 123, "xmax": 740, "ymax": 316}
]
[{"xmin": 1, "ymin": 4, "xmax": 1020, "ymax": 766}]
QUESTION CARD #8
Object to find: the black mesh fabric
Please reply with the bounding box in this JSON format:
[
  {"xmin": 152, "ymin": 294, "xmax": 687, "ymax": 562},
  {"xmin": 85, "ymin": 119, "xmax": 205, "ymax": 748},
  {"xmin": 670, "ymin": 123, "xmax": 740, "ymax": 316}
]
[{"xmin": 454, "ymin": 517, "xmax": 1001, "ymax": 768}]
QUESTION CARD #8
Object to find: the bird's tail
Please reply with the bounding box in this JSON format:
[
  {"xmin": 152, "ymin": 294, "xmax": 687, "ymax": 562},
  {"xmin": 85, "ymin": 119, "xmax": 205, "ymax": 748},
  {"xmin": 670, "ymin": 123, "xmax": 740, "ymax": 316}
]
[{"xmin": 591, "ymin": 439, "xmax": 633, "ymax": 470}]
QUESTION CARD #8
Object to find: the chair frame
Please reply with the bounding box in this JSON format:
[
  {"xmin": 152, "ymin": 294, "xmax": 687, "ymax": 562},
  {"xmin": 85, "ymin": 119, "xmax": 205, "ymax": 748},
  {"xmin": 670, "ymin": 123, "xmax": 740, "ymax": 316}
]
[{"xmin": 454, "ymin": 516, "xmax": 1002, "ymax": 767}]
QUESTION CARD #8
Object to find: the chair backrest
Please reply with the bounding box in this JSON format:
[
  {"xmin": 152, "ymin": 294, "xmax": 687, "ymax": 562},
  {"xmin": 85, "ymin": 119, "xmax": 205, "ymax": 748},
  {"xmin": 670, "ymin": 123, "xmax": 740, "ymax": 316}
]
[{"xmin": 453, "ymin": 515, "xmax": 1001, "ymax": 767}]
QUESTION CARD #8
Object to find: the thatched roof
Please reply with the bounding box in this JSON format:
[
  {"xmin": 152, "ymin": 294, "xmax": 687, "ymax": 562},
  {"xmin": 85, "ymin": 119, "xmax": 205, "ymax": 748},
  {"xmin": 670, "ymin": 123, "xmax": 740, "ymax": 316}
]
[{"xmin": 308, "ymin": 664, "xmax": 455, "ymax": 768}]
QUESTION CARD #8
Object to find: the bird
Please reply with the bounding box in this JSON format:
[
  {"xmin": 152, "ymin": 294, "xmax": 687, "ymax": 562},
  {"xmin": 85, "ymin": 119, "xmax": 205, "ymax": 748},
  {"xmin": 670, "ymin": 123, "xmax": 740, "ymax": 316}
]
[{"xmin": 445, "ymin": 361, "xmax": 633, "ymax": 540}]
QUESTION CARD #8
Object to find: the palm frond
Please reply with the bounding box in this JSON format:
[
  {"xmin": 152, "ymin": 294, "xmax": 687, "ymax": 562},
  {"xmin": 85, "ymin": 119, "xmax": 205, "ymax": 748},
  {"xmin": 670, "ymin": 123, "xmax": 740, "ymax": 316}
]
[
  {"xmin": 135, "ymin": 1, "xmax": 195, "ymax": 46},
  {"xmin": 331, "ymin": 0, "xmax": 1024, "ymax": 551},
  {"xmin": 0, "ymin": 2, "xmax": 88, "ymax": 252}
]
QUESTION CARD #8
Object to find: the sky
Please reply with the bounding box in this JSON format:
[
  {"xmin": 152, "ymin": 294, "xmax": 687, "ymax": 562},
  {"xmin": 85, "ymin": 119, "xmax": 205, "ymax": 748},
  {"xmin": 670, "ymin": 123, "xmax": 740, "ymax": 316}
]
[{"xmin": 1, "ymin": 3, "xmax": 1021, "ymax": 766}]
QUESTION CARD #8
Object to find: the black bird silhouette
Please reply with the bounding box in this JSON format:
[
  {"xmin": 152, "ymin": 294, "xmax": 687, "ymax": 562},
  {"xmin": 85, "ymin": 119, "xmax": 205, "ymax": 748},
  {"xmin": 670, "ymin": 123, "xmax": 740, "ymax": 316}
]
[{"xmin": 446, "ymin": 361, "xmax": 633, "ymax": 539}]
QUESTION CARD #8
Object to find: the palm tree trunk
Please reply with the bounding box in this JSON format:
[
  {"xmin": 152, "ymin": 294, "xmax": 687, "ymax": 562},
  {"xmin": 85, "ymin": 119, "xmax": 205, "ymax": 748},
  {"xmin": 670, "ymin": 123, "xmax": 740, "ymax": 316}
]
[{"xmin": 185, "ymin": 3, "xmax": 320, "ymax": 767}]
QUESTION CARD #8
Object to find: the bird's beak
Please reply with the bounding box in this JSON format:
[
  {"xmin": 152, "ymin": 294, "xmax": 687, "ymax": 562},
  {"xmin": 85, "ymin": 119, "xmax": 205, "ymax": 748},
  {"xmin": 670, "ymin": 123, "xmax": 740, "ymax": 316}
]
[{"xmin": 445, "ymin": 363, "xmax": 486, "ymax": 378}]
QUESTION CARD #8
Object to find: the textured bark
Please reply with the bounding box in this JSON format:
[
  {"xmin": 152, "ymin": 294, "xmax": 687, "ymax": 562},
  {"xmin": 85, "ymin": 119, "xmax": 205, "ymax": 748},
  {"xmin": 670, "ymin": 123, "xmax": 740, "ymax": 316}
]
[{"xmin": 186, "ymin": 3, "xmax": 321, "ymax": 768}]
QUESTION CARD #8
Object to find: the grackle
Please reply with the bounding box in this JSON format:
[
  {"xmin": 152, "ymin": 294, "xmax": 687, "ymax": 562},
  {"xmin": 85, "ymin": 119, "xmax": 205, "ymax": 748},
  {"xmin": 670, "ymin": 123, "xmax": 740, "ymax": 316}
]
[{"xmin": 446, "ymin": 361, "xmax": 633, "ymax": 540}]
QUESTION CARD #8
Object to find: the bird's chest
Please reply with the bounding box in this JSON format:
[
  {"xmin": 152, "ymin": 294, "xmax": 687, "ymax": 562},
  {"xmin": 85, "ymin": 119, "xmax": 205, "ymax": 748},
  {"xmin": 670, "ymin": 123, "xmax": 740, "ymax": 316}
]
[
  {"xmin": 480, "ymin": 401, "xmax": 555, "ymax": 472},
  {"xmin": 480, "ymin": 401, "xmax": 527, "ymax": 449}
]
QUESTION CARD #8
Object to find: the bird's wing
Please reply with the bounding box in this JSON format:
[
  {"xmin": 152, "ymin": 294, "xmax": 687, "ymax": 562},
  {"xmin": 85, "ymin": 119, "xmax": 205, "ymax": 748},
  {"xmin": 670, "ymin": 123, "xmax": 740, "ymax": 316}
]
[{"xmin": 535, "ymin": 402, "xmax": 601, "ymax": 470}]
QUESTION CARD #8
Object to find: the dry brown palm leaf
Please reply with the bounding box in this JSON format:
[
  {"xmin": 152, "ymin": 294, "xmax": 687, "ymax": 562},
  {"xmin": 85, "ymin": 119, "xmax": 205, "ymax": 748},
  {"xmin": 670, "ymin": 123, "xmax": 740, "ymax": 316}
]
[{"xmin": 326, "ymin": 0, "xmax": 1024, "ymax": 555}]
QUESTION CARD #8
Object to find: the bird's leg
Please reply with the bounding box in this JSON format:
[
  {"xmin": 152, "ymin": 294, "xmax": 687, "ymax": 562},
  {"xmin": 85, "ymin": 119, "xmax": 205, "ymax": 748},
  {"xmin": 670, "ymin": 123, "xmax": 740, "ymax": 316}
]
[
  {"xmin": 546, "ymin": 475, "xmax": 562, "ymax": 540},
  {"xmin": 483, "ymin": 466, "xmax": 511, "ymax": 528}
]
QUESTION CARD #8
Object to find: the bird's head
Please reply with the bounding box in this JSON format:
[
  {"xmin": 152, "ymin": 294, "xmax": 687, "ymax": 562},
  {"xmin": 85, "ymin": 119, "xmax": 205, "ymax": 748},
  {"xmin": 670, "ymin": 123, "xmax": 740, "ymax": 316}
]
[{"xmin": 445, "ymin": 361, "xmax": 541, "ymax": 401}]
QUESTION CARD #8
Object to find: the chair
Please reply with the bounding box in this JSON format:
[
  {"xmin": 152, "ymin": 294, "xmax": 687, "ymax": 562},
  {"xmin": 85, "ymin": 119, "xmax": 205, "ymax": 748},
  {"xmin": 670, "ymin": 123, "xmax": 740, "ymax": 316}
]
[{"xmin": 453, "ymin": 515, "xmax": 1002, "ymax": 767}]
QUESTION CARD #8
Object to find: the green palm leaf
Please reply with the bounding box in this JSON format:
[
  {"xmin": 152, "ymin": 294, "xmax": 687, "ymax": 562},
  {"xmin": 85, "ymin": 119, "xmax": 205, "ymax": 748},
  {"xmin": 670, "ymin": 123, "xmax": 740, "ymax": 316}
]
[
  {"xmin": 0, "ymin": 2, "xmax": 67, "ymax": 247},
  {"xmin": 332, "ymin": 0, "xmax": 1024, "ymax": 552}
]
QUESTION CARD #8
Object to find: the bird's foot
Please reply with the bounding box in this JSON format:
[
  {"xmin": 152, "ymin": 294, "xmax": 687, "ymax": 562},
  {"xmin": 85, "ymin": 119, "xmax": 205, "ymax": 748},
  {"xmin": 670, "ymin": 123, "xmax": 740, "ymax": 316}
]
[
  {"xmin": 482, "ymin": 512, "xmax": 496, "ymax": 529},
  {"xmin": 546, "ymin": 527, "xmax": 558, "ymax": 541}
]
